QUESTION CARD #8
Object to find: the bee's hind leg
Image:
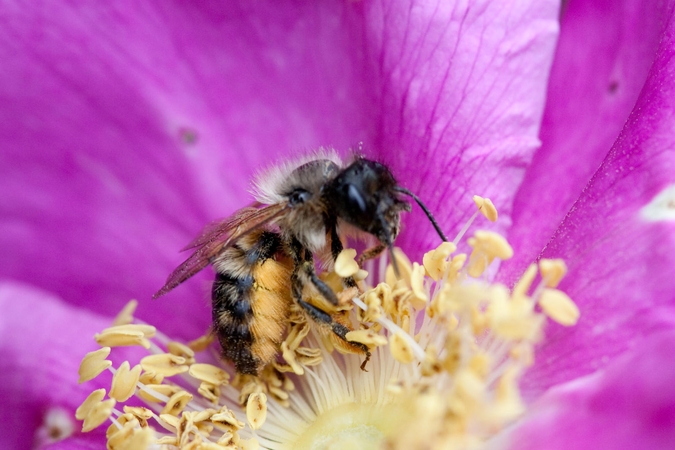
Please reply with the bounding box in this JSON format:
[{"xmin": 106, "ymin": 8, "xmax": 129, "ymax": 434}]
[
  {"xmin": 288, "ymin": 237, "xmax": 371, "ymax": 371},
  {"xmin": 294, "ymin": 295, "xmax": 371, "ymax": 372},
  {"xmin": 290, "ymin": 266, "xmax": 371, "ymax": 371}
]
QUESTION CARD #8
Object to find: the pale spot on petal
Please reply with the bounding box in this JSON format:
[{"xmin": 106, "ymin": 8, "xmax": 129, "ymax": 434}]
[{"xmin": 640, "ymin": 184, "xmax": 675, "ymax": 221}]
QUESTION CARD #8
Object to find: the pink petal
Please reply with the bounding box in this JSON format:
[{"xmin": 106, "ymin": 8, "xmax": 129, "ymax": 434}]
[
  {"xmin": 500, "ymin": 0, "xmax": 675, "ymax": 284},
  {"xmin": 0, "ymin": 282, "xmax": 119, "ymax": 449},
  {"xmin": 0, "ymin": 2, "xmax": 386, "ymax": 338},
  {"xmin": 365, "ymin": 0, "xmax": 560, "ymax": 259},
  {"xmin": 42, "ymin": 434, "xmax": 103, "ymax": 450},
  {"xmin": 520, "ymin": 5, "xmax": 675, "ymax": 396},
  {"xmin": 505, "ymin": 332, "xmax": 675, "ymax": 450}
]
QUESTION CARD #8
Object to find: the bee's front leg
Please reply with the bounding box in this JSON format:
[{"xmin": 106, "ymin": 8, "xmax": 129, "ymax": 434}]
[{"xmin": 357, "ymin": 242, "xmax": 386, "ymax": 266}]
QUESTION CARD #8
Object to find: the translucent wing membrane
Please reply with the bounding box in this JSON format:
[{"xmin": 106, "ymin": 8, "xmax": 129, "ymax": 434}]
[{"xmin": 153, "ymin": 203, "xmax": 288, "ymax": 298}]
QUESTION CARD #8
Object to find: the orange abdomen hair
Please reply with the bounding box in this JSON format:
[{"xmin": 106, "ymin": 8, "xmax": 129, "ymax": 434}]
[{"xmin": 211, "ymin": 230, "xmax": 292, "ymax": 375}]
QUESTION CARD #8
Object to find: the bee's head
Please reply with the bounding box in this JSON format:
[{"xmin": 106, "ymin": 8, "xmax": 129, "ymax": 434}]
[{"xmin": 322, "ymin": 158, "xmax": 411, "ymax": 247}]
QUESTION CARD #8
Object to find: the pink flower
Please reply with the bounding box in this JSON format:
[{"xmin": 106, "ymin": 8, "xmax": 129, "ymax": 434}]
[{"xmin": 1, "ymin": 0, "xmax": 674, "ymax": 448}]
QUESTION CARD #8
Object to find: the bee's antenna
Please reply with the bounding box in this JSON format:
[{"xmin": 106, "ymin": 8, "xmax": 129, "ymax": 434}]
[{"xmin": 394, "ymin": 186, "xmax": 448, "ymax": 242}]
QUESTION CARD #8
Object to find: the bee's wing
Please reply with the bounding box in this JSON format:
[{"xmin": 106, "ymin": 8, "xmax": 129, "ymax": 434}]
[
  {"xmin": 153, "ymin": 202, "xmax": 289, "ymax": 298},
  {"xmin": 181, "ymin": 202, "xmax": 265, "ymax": 251}
]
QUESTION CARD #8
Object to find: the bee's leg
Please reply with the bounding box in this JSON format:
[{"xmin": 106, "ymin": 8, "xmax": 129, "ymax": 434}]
[
  {"xmin": 305, "ymin": 260, "xmax": 340, "ymax": 305},
  {"xmin": 328, "ymin": 220, "xmax": 357, "ymax": 288},
  {"xmin": 289, "ymin": 237, "xmax": 339, "ymax": 305},
  {"xmin": 357, "ymin": 242, "xmax": 386, "ymax": 265},
  {"xmin": 292, "ymin": 283, "xmax": 371, "ymax": 371},
  {"xmin": 289, "ymin": 238, "xmax": 371, "ymax": 371}
]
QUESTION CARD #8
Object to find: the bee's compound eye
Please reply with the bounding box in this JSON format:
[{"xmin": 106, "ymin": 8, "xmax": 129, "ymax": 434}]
[
  {"xmin": 347, "ymin": 184, "xmax": 367, "ymax": 212},
  {"xmin": 289, "ymin": 189, "xmax": 311, "ymax": 206}
]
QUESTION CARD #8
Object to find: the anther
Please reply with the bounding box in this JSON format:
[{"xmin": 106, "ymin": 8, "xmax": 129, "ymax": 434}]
[
  {"xmin": 198, "ymin": 382, "xmax": 221, "ymax": 403},
  {"xmin": 345, "ymin": 329, "xmax": 388, "ymax": 347},
  {"xmin": 112, "ymin": 299, "xmax": 138, "ymax": 326},
  {"xmin": 75, "ymin": 389, "xmax": 106, "ymax": 421},
  {"xmin": 140, "ymin": 353, "xmax": 189, "ymax": 377},
  {"xmin": 410, "ymin": 262, "xmax": 429, "ymax": 309},
  {"xmin": 467, "ymin": 231, "xmax": 514, "ymax": 277},
  {"xmin": 335, "ymin": 249, "xmax": 360, "ymax": 278},
  {"xmin": 167, "ymin": 341, "xmax": 196, "ymax": 363},
  {"xmin": 187, "ymin": 333, "xmax": 215, "ymax": 352},
  {"xmin": 189, "ymin": 363, "xmax": 230, "ymax": 386},
  {"xmin": 512, "ymin": 264, "xmax": 538, "ymax": 298},
  {"xmin": 281, "ymin": 341, "xmax": 304, "ymax": 375},
  {"xmin": 82, "ymin": 397, "xmax": 116, "ymax": 432},
  {"xmin": 246, "ymin": 392, "xmax": 268, "ymax": 430},
  {"xmin": 78, "ymin": 347, "xmax": 112, "ymax": 383},
  {"xmin": 211, "ymin": 409, "xmax": 245, "ymax": 431},
  {"xmin": 161, "ymin": 390, "xmax": 193, "ymax": 416},
  {"xmin": 390, "ymin": 331, "xmax": 415, "ymax": 364},
  {"xmin": 109, "ymin": 361, "xmax": 142, "ymax": 402},
  {"xmin": 473, "ymin": 195, "xmax": 498, "ymax": 222},
  {"xmin": 122, "ymin": 406, "xmax": 153, "ymax": 427},
  {"xmin": 100, "ymin": 324, "xmax": 157, "ymax": 338},
  {"xmin": 539, "ymin": 259, "xmax": 568, "ymax": 288},
  {"xmin": 95, "ymin": 329, "xmax": 151, "ymax": 349},
  {"xmin": 539, "ymin": 288, "xmax": 579, "ymax": 326}
]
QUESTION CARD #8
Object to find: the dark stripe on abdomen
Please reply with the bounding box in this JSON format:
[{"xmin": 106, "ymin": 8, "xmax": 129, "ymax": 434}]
[
  {"xmin": 212, "ymin": 272, "xmax": 259, "ymax": 375},
  {"xmin": 210, "ymin": 230, "xmax": 284, "ymax": 376}
]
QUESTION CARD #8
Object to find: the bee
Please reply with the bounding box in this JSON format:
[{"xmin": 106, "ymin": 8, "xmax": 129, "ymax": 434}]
[{"xmin": 154, "ymin": 150, "xmax": 447, "ymax": 376}]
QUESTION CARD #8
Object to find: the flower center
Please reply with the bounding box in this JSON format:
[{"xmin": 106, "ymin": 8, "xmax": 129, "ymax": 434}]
[{"xmin": 291, "ymin": 403, "xmax": 392, "ymax": 450}]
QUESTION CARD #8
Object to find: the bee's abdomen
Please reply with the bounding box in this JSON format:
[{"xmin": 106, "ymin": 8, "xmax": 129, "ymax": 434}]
[
  {"xmin": 211, "ymin": 272, "xmax": 257, "ymax": 374},
  {"xmin": 211, "ymin": 231, "xmax": 292, "ymax": 376}
]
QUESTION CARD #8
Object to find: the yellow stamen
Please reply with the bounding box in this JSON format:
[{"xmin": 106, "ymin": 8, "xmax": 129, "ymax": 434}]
[
  {"xmin": 211, "ymin": 409, "xmax": 245, "ymax": 431},
  {"xmin": 280, "ymin": 341, "xmax": 304, "ymax": 375},
  {"xmin": 95, "ymin": 329, "xmax": 151, "ymax": 349},
  {"xmin": 75, "ymin": 389, "xmax": 106, "ymax": 421},
  {"xmin": 123, "ymin": 406, "xmax": 153, "ymax": 427},
  {"xmin": 345, "ymin": 328, "xmax": 388, "ymax": 347},
  {"xmin": 161, "ymin": 390, "xmax": 193, "ymax": 416},
  {"xmin": 334, "ymin": 248, "xmax": 359, "ymax": 277},
  {"xmin": 473, "ymin": 195, "xmax": 498, "ymax": 222},
  {"xmin": 168, "ymin": 341, "xmax": 196, "ymax": 364},
  {"xmin": 539, "ymin": 258, "xmax": 568, "ymax": 288},
  {"xmin": 467, "ymin": 230, "xmax": 514, "ymax": 277},
  {"xmin": 112, "ymin": 299, "xmax": 138, "ymax": 326},
  {"xmin": 198, "ymin": 382, "xmax": 221, "ymax": 403},
  {"xmin": 390, "ymin": 331, "xmax": 415, "ymax": 364},
  {"xmin": 422, "ymin": 241, "xmax": 457, "ymax": 281},
  {"xmin": 137, "ymin": 384, "xmax": 179, "ymax": 403},
  {"xmin": 246, "ymin": 392, "xmax": 267, "ymax": 430},
  {"xmin": 187, "ymin": 333, "xmax": 215, "ymax": 352},
  {"xmin": 410, "ymin": 262, "xmax": 429, "ymax": 309},
  {"xmin": 189, "ymin": 363, "xmax": 230, "ymax": 386},
  {"xmin": 81, "ymin": 397, "xmax": 115, "ymax": 432},
  {"xmin": 109, "ymin": 361, "xmax": 142, "ymax": 402},
  {"xmin": 78, "ymin": 347, "xmax": 112, "ymax": 383},
  {"xmin": 140, "ymin": 353, "xmax": 189, "ymax": 377},
  {"xmin": 539, "ymin": 288, "xmax": 580, "ymax": 326},
  {"xmin": 100, "ymin": 323, "xmax": 157, "ymax": 338},
  {"xmin": 513, "ymin": 263, "xmax": 538, "ymax": 298},
  {"xmin": 138, "ymin": 370, "xmax": 164, "ymax": 385}
]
